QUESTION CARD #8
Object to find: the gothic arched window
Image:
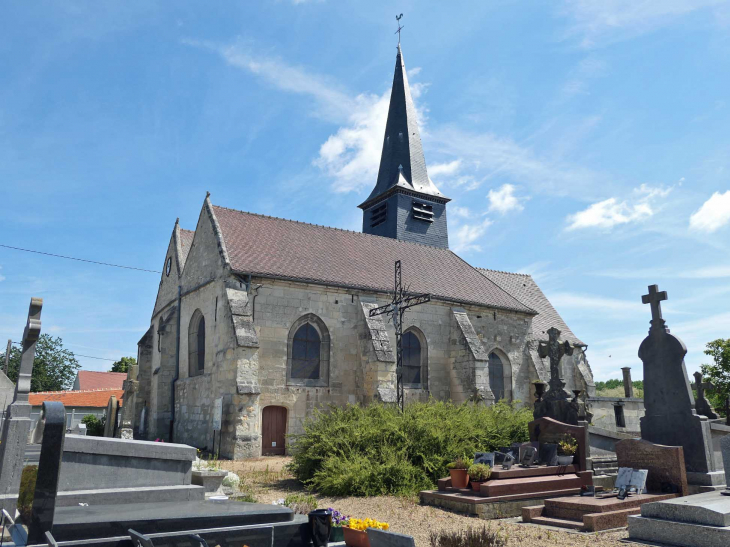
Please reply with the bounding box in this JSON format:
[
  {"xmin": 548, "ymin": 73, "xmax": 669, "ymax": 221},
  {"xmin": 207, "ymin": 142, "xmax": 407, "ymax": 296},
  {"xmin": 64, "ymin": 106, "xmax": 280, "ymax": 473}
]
[
  {"xmin": 188, "ymin": 310, "xmax": 206, "ymax": 378},
  {"xmin": 287, "ymin": 314, "xmax": 330, "ymax": 387},
  {"xmin": 488, "ymin": 352, "xmax": 505, "ymax": 401},
  {"xmin": 403, "ymin": 328, "xmax": 428, "ymax": 389}
]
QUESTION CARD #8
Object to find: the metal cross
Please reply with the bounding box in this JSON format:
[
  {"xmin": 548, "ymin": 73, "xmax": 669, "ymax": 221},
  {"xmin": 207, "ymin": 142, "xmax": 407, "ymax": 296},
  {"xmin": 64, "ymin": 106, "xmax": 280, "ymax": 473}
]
[
  {"xmin": 369, "ymin": 260, "xmax": 430, "ymax": 411},
  {"xmin": 641, "ymin": 284, "xmax": 667, "ymax": 322},
  {"xmin": 395, "ymin": 14, "xmax": 404, "ymax": 44}
]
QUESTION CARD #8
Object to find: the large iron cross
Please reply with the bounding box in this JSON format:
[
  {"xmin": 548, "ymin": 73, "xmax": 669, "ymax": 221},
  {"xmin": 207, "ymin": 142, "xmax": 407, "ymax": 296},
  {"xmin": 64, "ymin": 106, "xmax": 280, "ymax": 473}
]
[
  {"xmin": 369, "ymin": 260, "xmax": 430, "ymax": 411},
  {"xmin": 642, "ymin": 284, "xmax": 667, "ymax": 322}
]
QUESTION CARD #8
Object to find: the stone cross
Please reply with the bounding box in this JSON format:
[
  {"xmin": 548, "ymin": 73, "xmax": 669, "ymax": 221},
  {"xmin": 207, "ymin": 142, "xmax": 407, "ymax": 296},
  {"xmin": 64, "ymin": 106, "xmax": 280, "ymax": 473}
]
[
  {"xmin": 641, "ymin": 284, "xmax": 667, "ymax": 327},
  {"xmin": 691, "ymin": 371, "xmax": 718, "ymax": 419},
  {"xmin": 369, "ymin": 260, "xmax": 430, "ymax": 411},
  {"xmin": 0, "ymin": 298, "xmax": 42, "ymax": 514},
  {"xmin": 103, "ymin": 395, "xmax": 119, "ymax": 437},
  {"xmin": 28, "ymin": 401, "xmax": 66, "ymax": 545},
  {"xmin": 538, "ymin": 327, "xmax": 574, "ymax": 391},
  {"xmin": 117, "ymin": 365, "xmax": 138, "ymax": 439}
]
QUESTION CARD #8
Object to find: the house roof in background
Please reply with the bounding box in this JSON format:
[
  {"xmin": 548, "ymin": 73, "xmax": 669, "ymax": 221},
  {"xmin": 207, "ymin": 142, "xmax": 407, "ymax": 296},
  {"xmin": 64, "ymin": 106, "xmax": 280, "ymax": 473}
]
[
  {"xmin": 75, "ymin": 371, "xmax": 127, "ymax": 390},
  {"xmin": 29, "ymin": 389, "xmax": 123, "ymax": 408},
  {"xmin": 478, "ymin": 268, "xmax": 584, "ymax": 346},
  {"xmin": 212, "ymin": 205, "xmax": 535, "ymax": 314}
]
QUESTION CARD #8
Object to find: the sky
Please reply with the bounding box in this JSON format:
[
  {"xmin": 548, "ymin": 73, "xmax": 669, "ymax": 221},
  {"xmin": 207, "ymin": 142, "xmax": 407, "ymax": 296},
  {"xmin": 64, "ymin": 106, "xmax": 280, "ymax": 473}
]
[{"xmin": 1, "ymin": 1, "xmax": 729, "ymax": 383}]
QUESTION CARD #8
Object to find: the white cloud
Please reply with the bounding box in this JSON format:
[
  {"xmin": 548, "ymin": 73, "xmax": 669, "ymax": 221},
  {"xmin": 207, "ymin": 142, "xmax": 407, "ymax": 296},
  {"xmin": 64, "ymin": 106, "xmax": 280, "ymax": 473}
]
[
  {"xmin": 449, "ymin": 205, "xmax": 472, "ymax": 219},
  {"xmin": 488, "ymin": 184, "xmax": 524, "ymax": 214},
  {"xmin": 560, "ymin": 0, "xmax": 725, "ymax": 48},
  {"xmin": 429, "ymin": 159, "xmax": 462, "ymax": 178},
  {"xmin": 451, "ymin": 219, "xmax": 492, "ymax": 254},
  {"xmin": 549, "ymin": 292, "xmax": 642, "ymax": 314},
  {"xmin": 566, "ymin": 184, "xmax": 671, "ymax": 231},
  {"xmin": 689, "ymin": 190, "xmax": 730, "ymax": 233},
  {"xmin": 596, "ymin": 264, "xmax": 730, "ymax": 279}
]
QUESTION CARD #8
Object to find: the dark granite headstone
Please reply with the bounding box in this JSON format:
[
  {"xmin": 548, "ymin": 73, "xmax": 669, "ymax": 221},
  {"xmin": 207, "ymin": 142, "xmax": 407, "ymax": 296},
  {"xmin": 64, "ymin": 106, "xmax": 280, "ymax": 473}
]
[
  {"xmin": 615, "ymin": 438, "xmax": 688, "ymax": 496},
  {"xmin": 367, "ymin": 528, "xmax": 416, "ymax": 547},
  {"xmin": 28, "ymin": 401, "xmax": 66, "ymax": 544},
  {"xmin": 638, "ymin": 285, "xmax": 715, "ymax": 474}
]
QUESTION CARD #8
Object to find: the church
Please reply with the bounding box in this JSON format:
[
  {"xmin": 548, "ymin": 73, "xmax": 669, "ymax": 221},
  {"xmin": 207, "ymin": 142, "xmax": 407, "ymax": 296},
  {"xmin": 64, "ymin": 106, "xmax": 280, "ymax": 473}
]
[{"xmin": 133, "ymin": 45, "xmax": 596, "ymax": 458}]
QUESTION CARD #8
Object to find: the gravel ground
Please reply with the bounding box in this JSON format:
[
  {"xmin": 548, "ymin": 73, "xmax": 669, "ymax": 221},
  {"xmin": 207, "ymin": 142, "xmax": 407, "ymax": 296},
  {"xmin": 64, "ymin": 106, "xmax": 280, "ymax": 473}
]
[{"xmin": 219, "ymin": 457, "xmax": 634, "ymax": 547}]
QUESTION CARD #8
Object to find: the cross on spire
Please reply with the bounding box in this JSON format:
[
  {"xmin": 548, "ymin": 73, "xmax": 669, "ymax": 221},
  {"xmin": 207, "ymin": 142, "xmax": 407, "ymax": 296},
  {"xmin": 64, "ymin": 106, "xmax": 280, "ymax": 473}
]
[
  {"xmin": 642, "ymin": 284, "xmax": 667, "ymax": 322},
  {"xmin": 395, "ymin": 14, "xmax": 404, "ymax": 44}
]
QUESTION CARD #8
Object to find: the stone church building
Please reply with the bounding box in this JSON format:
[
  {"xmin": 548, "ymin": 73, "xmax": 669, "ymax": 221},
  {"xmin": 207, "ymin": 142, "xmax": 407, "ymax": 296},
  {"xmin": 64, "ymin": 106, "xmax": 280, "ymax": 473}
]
[{"xmin": 134, "ymin": 46, "xmax": 595, "ymax": 458}]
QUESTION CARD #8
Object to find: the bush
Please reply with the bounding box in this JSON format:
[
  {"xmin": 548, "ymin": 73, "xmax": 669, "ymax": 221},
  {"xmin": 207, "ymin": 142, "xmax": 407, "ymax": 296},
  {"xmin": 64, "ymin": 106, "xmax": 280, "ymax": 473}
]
[
  {"xmin": 430, "ymin": 526, "xmax": 505, "ymax": 547},
  {"xmin": 17, "ymin": 465, "xmax": 38, "ymax": 524},
  {"xmin": 81, "ymin": 414, "xmax": 105, "ymax": 437},
  {"xmin": 283, "ymin": 493, "xmax": 318, "ymax": 514},
  {"xmin": 467, "ymin": 463, "xmax": 491, "ymax": 481},
  {"xmin": 288, "ymin": 400, "xmax": 531, "ymax": 496}
]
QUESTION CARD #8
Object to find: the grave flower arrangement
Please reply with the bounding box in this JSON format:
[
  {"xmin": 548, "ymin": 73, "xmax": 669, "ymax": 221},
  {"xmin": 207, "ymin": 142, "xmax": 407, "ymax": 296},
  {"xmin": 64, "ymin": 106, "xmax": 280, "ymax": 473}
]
[
  {"xmin": 446, "ymin": 457, "xmax": 472, "ymax": 489},
  {"xmin": 467, "ymin": 463, "xmax": 492, "ymax": 492},
  {"xmin": 342, "ymin": 517, "xmax": 390, "ymax": 547},
  {"xmin": 557, "ymin": 434, "xmax": 578, "ymax": 465},
  {"xmin": 328, "ymin": 508, "xmax": 350, "ymax": 542}
]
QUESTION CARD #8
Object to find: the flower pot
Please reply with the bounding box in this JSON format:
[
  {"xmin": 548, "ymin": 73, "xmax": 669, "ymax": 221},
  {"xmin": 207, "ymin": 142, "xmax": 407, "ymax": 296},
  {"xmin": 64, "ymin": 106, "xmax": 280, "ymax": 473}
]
[
  {"xmin": 449, "ymin": 469, "xmax": 469, "ymax": 489},
  {"xmin": 557, "ymin": 455, "xmax": 574, "ymax": 466},
  {"xmin": 342, "ymin": 526, "xmax": 370, "ymax": 547},
  {"xmin": 309, "ymin": 509, "xmax": 332, "ymax": 547},
  {"xmin": 470, "ymin": 481, "xmax": 485, "ymax": 492},
  {"xmin": 330, "ymin": 527, "xmax": 345, "ymax": 543},
  {"xmin": 191, "ymin": 469, "xmax": 228, "ymax": 494}
]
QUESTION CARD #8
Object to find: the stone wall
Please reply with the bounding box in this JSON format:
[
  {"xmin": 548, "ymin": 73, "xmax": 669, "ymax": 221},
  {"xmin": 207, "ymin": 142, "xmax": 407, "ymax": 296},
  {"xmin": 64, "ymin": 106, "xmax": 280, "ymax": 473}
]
[{"xmin": 589, "ymin": 396, "xmax": 645, "ymax": 433}]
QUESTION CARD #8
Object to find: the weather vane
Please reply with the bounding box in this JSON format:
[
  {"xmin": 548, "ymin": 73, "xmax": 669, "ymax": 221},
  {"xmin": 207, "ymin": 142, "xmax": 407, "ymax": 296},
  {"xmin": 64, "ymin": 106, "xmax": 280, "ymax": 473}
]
[{"xmin": 395, "ymin": 14, "xmax": 404, "ymax": 44}]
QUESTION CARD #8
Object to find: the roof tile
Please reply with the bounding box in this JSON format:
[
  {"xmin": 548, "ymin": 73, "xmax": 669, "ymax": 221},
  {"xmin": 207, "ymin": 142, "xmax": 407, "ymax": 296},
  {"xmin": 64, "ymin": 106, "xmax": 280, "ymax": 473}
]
[
  {"xmin": 75, "ymin": 371, "xmax": 127, "ymax": 390},
  {"xmin": 29, "ymin": 389, "xmax": 124, "ymax": 408}
]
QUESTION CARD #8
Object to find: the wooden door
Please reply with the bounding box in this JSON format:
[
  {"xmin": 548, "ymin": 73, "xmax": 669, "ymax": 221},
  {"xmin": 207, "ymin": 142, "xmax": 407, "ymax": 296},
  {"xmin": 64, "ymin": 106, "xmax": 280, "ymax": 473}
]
[{"xmin": 262, "ymin": 406, "xmax": 287, "ymax": 455}]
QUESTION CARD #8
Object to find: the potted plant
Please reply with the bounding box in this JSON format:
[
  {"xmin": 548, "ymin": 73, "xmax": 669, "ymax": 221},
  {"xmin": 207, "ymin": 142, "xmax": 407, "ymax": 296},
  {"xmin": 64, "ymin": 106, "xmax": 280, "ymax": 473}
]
[
  {"xmin": 467, "ymin": 463, "xmax": 492, "ymax": 492},
  {"xmin": 342, "ymin": 517, "xmax": 389, "ymax": 547},
  {"xmin": 557, "ymin": 435, "xmax": 578, "ymax": 465},
  {"xmin": 328, "ymin": 508, "xmax": 350, "ymax": 542},
  {"xmin": 446, "ymin": 457, "xmax": 472, "ymax": 489}
]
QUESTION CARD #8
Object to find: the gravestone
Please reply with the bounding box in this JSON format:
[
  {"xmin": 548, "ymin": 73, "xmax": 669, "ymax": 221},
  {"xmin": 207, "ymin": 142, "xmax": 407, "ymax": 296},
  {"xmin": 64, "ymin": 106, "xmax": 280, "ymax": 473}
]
[
  {"xmin": 366, "ymin": 528, "xmax": 416, "ymax": 547},
  {"xmin": 533, "ymin": 327, "xmax": 582, "ymax": 425},
  {"xmin": 529, "ymin": 416, "xmax": 588, "ymax": 471},
  {"xmin": 722, "ymin": 435, "xmax": 730, "ymax": 496},
  {"xmin": 615, "ymin": 438, "xmax": 688, "ymax": 496},
  {"xmin": 103, "ymin": 395, "xmax": 119, "ymax": 438},
  {"xmin": 622, "ymin": 367, "xmax": 634, "ymax": 398},
  {"xmin": 0, "ymin": 298, "xmax": 42, "ymax": 515},
  {"xmin": 691, "ymin": 371, "xmax": 719, "ymax": 419},
  {"xmin": 638, "ymin": 285, "xmax": 717, "ymax": 479},
  {"xmin": 117, "ymin": 365, "xmax": 138, "ymax": 439},
  {"xmin": 28, "ymin": 401, "xmax": 66, "ymax": 544}
]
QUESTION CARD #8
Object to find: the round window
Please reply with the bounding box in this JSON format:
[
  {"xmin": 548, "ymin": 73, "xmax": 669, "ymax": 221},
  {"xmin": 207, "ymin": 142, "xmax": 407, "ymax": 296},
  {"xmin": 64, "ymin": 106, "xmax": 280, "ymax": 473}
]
[{"xmin": 165, "ymin": 256, "xmax": 172, "ymax": 277}]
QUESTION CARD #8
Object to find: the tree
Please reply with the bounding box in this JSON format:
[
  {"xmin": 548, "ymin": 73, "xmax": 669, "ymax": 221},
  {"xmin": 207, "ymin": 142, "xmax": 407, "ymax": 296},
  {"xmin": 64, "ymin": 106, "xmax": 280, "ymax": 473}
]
[
  {"xmin": 5, "ymin": 334, "xmax": 80, "ymax": 392},
  {"xmin": 699, "ymin": 338, "xmax": 730, "ymax": 416},
  {"xmin": 110, "ymin": 356, "xmax": 136, "ymax": 374}
]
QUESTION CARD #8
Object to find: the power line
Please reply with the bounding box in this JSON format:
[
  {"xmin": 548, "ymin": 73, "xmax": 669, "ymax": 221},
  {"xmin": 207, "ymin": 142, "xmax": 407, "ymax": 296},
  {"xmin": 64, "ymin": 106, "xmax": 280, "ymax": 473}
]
[
  {"xmin": 7, "ymin": 341, "xmax": 120, "ymax": 362},
  {"xmin": 0, "ymin": 244, "xmax": 161, "ymax": 274}
]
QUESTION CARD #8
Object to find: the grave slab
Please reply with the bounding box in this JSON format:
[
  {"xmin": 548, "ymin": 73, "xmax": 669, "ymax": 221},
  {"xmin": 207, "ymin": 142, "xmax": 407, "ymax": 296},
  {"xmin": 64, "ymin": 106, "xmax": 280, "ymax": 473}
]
[{"xmin": 615, "ymin": 438, "xmax": 688, "ymax": 496}]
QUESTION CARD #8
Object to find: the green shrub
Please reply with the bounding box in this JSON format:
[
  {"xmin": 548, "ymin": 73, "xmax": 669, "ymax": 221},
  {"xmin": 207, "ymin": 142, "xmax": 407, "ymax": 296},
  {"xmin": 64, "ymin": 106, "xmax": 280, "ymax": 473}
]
[
  {"xmin": 429, "ymin": 526, "xmax": 505, "ymax": 547},
  {"xmin": 231, "ymin": 492, "xmax": 257, "ymax": 503},
  {"xmin": 17, "ymin": 465, "xmax": 38, "ymax": 524},
  {"xmin": 283, "ymin": 493, "xmax": 318, "ymax": 514},
  {"xmin": 447, "ymin": 457, "xmax": 472, "ymax": 470},
  {"xmin": 81, "ymin": 414, "xmax": 105, "ymax": 437},
  {"xmin": 288, "ymin": 400, "xmax": 531, "ymax": 496}
]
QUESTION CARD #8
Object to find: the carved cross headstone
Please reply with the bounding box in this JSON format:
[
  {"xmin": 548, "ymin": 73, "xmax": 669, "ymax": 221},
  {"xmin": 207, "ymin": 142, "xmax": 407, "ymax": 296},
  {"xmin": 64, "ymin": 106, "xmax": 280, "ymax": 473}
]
[
  {"xmin": 691, "ymin": 371, "xmax": 718, "ymax": 419},
  {"xmin": 369, "ymin": 261, "xmax": 430, "ymax": 411},
  {"xmin": 538, "ymin": 327, "xmax": 574, "ymax": 392},
  {"xmin": 0, "ymin": 298, "xmax": 42, "ymax": 514},
  {"xmin": 638, "ymin": 284, "xmax": 715, "ymax": 475},
  {"xmin": 117, "ymin": 365, "xmax": 138, "ymax": 439}
]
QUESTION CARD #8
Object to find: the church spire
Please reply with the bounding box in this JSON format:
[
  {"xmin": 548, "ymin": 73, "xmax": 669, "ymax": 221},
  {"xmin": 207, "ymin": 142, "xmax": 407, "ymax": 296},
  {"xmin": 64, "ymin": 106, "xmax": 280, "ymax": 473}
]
[
  {"xmin": 359, "ymin": 44, "xmax": 450, "ymax": 249},
  {"xmin": 360, "ymin": 45, "xmax": 448, "ymax": 209}
]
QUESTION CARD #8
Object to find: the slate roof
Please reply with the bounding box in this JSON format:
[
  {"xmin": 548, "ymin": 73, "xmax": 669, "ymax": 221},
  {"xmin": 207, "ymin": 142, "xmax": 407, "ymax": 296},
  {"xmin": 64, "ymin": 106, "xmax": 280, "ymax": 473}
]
[
  {"xmin": 360, "ymin": 45, "xmax": 447, "ymax": 209},
  {"xmin": 29, "ymin": 389, "xmax": 124, "ymax": 408},
  {"xmin": 212, "ymin": 205, "xmax": 535, "ymax": 314},
  {"xmin": 478, "ymin": 269, "xmax": 584, "ymax": 345},
  {"xmin": 179, "ymin": 229, "xmax": 195, "ymax": 268},
  {"xmin": 75, "ymin": 371, "xmax": 127, "ymax": 390}
]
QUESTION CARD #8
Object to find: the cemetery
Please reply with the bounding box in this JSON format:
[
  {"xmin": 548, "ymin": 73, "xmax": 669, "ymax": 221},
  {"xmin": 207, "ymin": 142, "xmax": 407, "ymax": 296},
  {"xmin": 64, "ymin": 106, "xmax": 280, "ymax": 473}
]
[{"xmin": 3, "ymin": 9, "xmax": 730, "ymax": 547}]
